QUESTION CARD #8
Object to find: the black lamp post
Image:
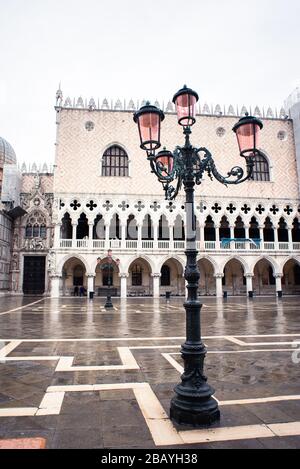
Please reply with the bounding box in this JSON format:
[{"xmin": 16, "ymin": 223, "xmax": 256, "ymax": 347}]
[
  {"xmin": 99, "ymin": 250, "xmax": 120, "ymax": 309},
  {"xmin": 134, "ymin": 85, "xmax": 263, "ymax": 426}
]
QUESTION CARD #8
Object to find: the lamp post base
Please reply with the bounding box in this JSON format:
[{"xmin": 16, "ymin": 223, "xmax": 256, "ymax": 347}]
[
  {"xmin": 104, "ymin": 295, "xmax": 113, "ymax": 308},
  {"xmin": 170, "ymin": 394, "xmax": 220, "ymax": 426}
]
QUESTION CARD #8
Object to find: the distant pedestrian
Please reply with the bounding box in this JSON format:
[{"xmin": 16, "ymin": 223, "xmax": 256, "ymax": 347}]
[
  {"xmin": 79, "ymin": 286, "xmax": 85, "ymax": 297},
  {"xmin": 74, "ymin": 286, "xmax": 79, "ymax": 296}
]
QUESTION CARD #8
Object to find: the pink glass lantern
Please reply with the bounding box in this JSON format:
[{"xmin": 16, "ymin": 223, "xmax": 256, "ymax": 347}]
[
  {"xmin": 172, "ymin": 85, "xmax": 199, "ymax": 127},
  {"xmin": 155, "ymin": 149, "xmax": 174, "ymax": 178},
  {"xmin": 232, "ymin": 114, "xmax": 263, "ymax": 157},
  {"xmin": 133, "ymin": 102, "xmax": 165, "ymax": 152}
]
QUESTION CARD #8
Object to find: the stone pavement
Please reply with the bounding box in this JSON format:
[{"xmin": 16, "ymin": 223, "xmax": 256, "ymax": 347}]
[{"xmin": 0, "ymin": 296, "xmax": 300, "ymax": 449}]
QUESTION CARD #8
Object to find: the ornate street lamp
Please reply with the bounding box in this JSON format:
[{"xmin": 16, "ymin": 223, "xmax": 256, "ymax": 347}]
[
  {"xmin": 134, "ymin": 85, "xmax": 263, "ymax": 426},
  {"xmin": 99, "ymin": 250, "xmax": 120, "ymax": 309}
]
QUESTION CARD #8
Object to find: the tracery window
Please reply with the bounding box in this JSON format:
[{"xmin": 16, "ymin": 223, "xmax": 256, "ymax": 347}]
[
  {"xmin": 252, "ymin": 153, "xmax": 270, "ymax": 181},
  {"xmin": 25, "ymin": 211, "xmax": 47, "ymax": 238},
  {"xmin": 102, "ymin": 145, "xmax": 129, "ymax": 177}
]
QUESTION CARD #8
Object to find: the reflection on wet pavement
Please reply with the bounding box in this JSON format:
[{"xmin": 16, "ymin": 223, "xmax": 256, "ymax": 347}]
[{"xmin": 0, "ymin": 296, "xmax": 299, "ymax": 448}]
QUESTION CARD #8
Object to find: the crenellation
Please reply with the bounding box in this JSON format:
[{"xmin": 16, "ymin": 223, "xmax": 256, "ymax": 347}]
[{"xmin": 56, "ymin": 94, "xmax": 288, "ymax": 120}]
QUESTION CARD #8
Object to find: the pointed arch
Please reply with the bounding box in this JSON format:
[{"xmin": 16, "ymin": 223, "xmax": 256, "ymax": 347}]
[
  {"xmin": 197, "ymin": 255, "xmax": 218, "ymax": 275},
  {"xmin": 220, "ymin": 255, "xmax": 250, "ymax": 274},
  {"xmin": 57, "ymin": 253, "xmax": 90, "ymax": 276},
  {"xmin": 157, "ymin": 254, "xmax": 185, "ymax": 272},
  {"xmin": 123, "ymin": 255, "xmax": 154, "ymax": 274},
  {"xmin": 251, "ymin": 256, "xmax": 279, "ymax": 275}
]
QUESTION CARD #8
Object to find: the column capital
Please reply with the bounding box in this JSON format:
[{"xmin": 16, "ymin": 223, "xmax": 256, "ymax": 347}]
[
  {"xmin": 49, "ymin": 273, "xmax": 62, "ymax": 279},
  {"xmin": 214, "ymin": 273, "xmax": 224, "ymax": 279},
  {"xmin": 151, "ymin": 273, "xmax": 161, "ymax": 278},
  {"xmin": 245, "ymin": 273, "xmax": 254, "ymax": 278},
  {"xmin": 85, "ymin": 273, "xmax": 96, "ymax": 278},
  {"xmin": 119, "ymin": 272, "xmax": 129, "ymax": 278},
  {"xmin": 274, "ymin": 273, "xmax": 283, "ymax": 278}
]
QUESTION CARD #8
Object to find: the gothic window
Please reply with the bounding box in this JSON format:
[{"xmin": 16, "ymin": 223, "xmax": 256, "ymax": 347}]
[
  {"xmin": 204, "ymin": 215, "xmax": 216, "ymax": 241},
  {"xmin": 25, "ymin": 224, "xmax": 33, "ymax": 237},
  {"xmin": 132, "ymin": 265, "xmax": 142, "ymax": 286},
  {"xmin": 61, "ymin": 213, "xmax": 72, "ymax": 239},
  {"xmin": 25, "ymin": 212, "xmax": 47, "ymax": 238},
  {"xmin": 102, "ymin": 145, "xmax": 129, "ymax": 177},
  {"xmin": 252, "ymin": 153, "xmax": 270, "ymax": 181},
  {"xmin": 161, "ymin": 265, "xmax": 171, "ymax": 286}
]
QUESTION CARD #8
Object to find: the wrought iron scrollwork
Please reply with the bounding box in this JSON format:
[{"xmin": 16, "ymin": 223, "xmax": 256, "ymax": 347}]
[{"xmin": 149, "ymin": 134, "xmax": 255, "ymax": 200}]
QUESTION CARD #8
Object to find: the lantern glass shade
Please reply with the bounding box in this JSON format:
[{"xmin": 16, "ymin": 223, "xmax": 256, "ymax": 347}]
[
  {"xmin": 133, "ymin": 103, "xmax": 165, "ymax": 152},
  {"xmin": 233, "ymin": 115, "xmax": 263, "ymax": 157},
  {"xmin": 155, "ymin": 150, "xmax": 174, "ymax": 178},
  {"xmin": 172, "ymin": 85, "xmax": 199, "ymax": 127}
]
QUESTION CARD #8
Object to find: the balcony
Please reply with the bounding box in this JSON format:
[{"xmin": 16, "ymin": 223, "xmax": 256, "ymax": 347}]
[{"xmin": 58, "ymin": 237, "xmax": 300, "ymax": 252}]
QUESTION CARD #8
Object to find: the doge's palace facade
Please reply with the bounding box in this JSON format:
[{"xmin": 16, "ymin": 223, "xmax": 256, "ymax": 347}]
[{"xmin": 43, "ymin": 89, "xmax": 300, "ymax": 299}]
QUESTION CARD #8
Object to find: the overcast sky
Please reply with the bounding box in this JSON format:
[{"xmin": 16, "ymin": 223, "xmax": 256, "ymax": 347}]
[{"xmin": 0, "ymin": 0, "xmax": 299, "ymax": 166}]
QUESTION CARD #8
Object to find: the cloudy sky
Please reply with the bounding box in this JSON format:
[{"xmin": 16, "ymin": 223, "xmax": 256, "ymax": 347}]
[{"xmin": 0, "ymin": 0, "xmax": 299, "ymax": 166}]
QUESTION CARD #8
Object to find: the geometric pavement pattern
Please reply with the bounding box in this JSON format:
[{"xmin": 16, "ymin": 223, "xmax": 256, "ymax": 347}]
[{"xmin": 0, "ymin": 297, "xmax": 300, "ymax": 448}]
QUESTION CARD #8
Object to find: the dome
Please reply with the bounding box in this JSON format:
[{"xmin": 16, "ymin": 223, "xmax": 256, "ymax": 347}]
[{"xmin": 0, "ymin": 136, "xmax": 17, "ymax": 167}]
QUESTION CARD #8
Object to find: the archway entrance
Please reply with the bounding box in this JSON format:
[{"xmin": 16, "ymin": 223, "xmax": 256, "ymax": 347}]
[
  {"xmin": 95, "ymin": 256, "xmax": 120, "ymax": 296},
  {"xmin": 197, "ymin": 259, "xmax": 215, "ymax": 295},
  {"xmin": 61, "ymin": 257, "xmax": 87, "ymax": 296},
  {"xmin": 128, "ymin": 258, "xmax": 152, "ymax": 296},
  {"xmin": 253, "ymin": 258, "xmax": 276, "ymax": 295},
  {"xmin": 160, "ymin": 258, "xmax": 184, "ymax": 296},
  {"xmin": 223, "ymin": 259, "xmax": 245, "ymax": 296},
  {"xmin": 282, "ymin": 259, "xmax": 300, "ymax": 295}
]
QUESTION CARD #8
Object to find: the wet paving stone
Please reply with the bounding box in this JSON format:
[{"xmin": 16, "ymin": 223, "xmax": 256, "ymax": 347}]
[{"xmin": 0, "ymin": 296, "xmax": 300, "ymax": 448}]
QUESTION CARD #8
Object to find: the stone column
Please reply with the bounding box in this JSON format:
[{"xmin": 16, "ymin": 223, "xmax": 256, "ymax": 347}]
[
  {"xmin": 169, "ymin": 224, "xmax": 174, "ymax": 250},
  {"xmin": 105, "ymin": 223, "xmax": 110, "ymax": 250},
  {"xmin": 245, "ymin": 273, "xmax": 254, "ymax": 297},
  {"xmin": 200, "ymin": 225, "xmax": 205, "ymax": 250},
  {"xmin": 88, "ymin": 223, "xmax": 94, "ymax": 249},
  {"xmin": 54, "ymin": 223, "xmax": 61, "ymax": 248},
  {"xmin": 244, "ymin": 226, "xmax": 250, "ymax": 249},
  {"xmin": 258, "ymin": 225, "xmax": 264, "ymax": 249},
  {"xmin": 119, "ymin": 273, "xmax": 128, "ymax": 298},
  {"xmin": 288, "ymin": 226, "xmax": 293, "ymax": 251},
  {"xmin": 137, "ymin": 224, "xmax": 142, "ymax": 250},
  {"xmin": 275, "ymin": 273, "xmax": 283, "ymax": 297},
  {"xmin": 87, "ymin": 274, "xmax": 95, "ymax": 295},
  {"xmin": 152, "ymin": 273, "xmax": 161, "ymax": 298},
  {"xmin": 273, "ymin": 227, "xmax": 278, "ymax": 250},
  {"xmin": 215, "ymin": 225, "xmax": 220, "ymax": 249},
  {"xmin": 50, "ymin": 275, "xmax": 61, "ymax": 298},
  {"xmin": 214, "ymin": 274, "xmax": 223, "ymax": 298},
  {"xmin": 121, "ymin": 223, "xmax": 126, "ymax": 249},
  {"xmin": 72, "ymin": 223, "xmax": 77, "ymax": 249},
  {"xmin": 153, "ymin": 223, "xmax": 158, "ymax": 250}
]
